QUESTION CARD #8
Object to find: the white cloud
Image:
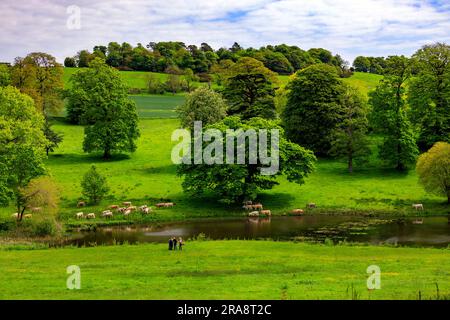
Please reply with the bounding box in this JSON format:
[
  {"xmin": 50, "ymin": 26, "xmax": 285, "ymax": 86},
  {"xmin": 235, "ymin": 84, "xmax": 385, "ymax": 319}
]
[{"xmin": 0, "ymin": 0, "xmax": 449, "ymax": 64}]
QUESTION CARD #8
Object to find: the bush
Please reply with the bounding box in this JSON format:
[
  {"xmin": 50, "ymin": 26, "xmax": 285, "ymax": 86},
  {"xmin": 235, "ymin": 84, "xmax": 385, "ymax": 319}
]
[{"xmin": 30, "ymin": 219, "xmax": 56, "ymax": 237}]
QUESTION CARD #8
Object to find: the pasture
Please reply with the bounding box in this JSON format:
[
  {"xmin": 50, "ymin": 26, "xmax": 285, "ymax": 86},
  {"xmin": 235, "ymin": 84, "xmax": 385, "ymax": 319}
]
[
  {"xmin": 1, "ymin": 70, "xmax": 447, "ymax": 227},
  {"xmin": 0, "ymin": 241, "xmax": 448, "ymax": 299}
]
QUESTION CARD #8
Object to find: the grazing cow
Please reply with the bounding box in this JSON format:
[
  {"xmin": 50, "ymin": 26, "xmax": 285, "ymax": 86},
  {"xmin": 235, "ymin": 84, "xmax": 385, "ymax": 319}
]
[
  {"xmin": 124, "ymin": 209, "xmax": 132, "ymax": 216},
  {"xmin": 102, "ymin": 211, "xmax": 113, "ymax": 219},
  {"xmin": 122, "ymin": 201, "xmax": 132, "ymax": 207},
  {"xmin": 156, "ymin": 202, "xmax": 174, "ymax": 208},
  {"xmin": 291, "ymin": 209, "xmax": 304, "ymax": 215},
  {"xmin": 248, "ymin": 211, "xmax": 260, "ymax": 217},
  {"xmin": 243, "ymin": 200, "xmax": 253, "ymax": 205},
  {"xmin": 31, "ymin": 207, "xmax": 42, "ymax": 213},
  {"xmin": 86, "ymin": 213, "xmax": 95, "ymax": 219},
  {"xmin": 11, "ymin": 213, "xmax": 19, "ymax": 219},
  {"xmin": 77, "ymin": 201, "xmax": 86, "ymax": 208},
  {"xmin": 142, "ymin": 207, "xmax": 151, "ymax": 214},
  {"xmin": 252, "ymin": 203, "xmax": 263, "ymax": 210},
  {"xmin": 75, "ymin": 212, "xmax": 84, "ymax": 219},
  {"xmin": 23, "ymin": 214, "xmax": 32, "ymax": 219},
  {"xmin": 102, "ymin": 210, "xmax": 112, "ymax": 215},
  {"xmin": 242, "ymin": 204, "xmax": 253, "ymax": 210},
  {"xmin": 118, "ymin": 207, "xmax": 127, "ymax": 213},
  {"xmin": 109, "ymin": 205, "xmax": 119, "ymax": 210},
  {"xmin": 260, "ymin": 210, "xmax": 271, "ymax": 216},
  {"xmin": 307, "ymin": 203, "xmax": 316, "ymax": 209},
  {"xmin": 412, "ymin": 204, "xmax": 424, "ymax": 210},
  {"xmin": 128, "ymin": 206, "xmax": 137, "ymax": 211}
]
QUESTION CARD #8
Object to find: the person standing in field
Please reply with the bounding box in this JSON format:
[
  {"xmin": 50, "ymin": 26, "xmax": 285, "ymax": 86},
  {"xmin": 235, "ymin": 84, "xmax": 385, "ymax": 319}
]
[
  {"xmin": 168, "ymin": 237, "xmax": 173, "ymax": 250},
  {"xmin": 179, "ymin": 237, "xmax": 183, "ymax": 251},
  {"xmin": 172, "ymin": 237, "xmax": 178, "ymax": 250}
]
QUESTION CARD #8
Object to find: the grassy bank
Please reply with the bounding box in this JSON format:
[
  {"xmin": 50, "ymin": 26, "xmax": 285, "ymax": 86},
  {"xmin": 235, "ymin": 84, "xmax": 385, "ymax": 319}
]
[{"xmin": 0, "ymin": 240, "xmax": 448, "ymax": 299}]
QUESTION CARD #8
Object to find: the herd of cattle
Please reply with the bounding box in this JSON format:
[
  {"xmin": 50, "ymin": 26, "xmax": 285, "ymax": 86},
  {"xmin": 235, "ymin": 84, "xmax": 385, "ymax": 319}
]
[
  {"xmin": 74, "ymin": 201, "xmax": 175, "ymax": 219},
  {"xmin": 242, "ymin": 201, "xmax": 318, "ymax": 217},
  {"xmin": 10, "ymin": 200, "xmax": 425, "ymax": 220}
]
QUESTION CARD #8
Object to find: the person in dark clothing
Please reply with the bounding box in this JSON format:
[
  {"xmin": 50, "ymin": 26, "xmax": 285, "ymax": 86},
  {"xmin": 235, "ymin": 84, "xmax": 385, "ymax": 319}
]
[
  {"xmin": 178, "ymin": 237, "xmax": 183, "ymax": 251},
  {"xmin": 172, "ymin": 237, "xmax": 178, "ymax": 250},
  {"xmin": 168, "ymin": 238, "xmax": 173, "ymax": 250}
]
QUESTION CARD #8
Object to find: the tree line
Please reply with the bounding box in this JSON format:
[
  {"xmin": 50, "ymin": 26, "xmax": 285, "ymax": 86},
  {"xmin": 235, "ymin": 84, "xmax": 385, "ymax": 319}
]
[{"xmin": 64, "ymin": 41, "xmax": 352, "ymax": 78}]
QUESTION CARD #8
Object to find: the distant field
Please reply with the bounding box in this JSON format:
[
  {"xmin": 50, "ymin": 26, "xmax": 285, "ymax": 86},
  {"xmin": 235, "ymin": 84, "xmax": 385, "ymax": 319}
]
[
  {"xmin": 129, "ymin": 94, "xmax": 184, "ymax": 118},
  {"xmin": 278, "ymin": 72, "xmax": 382, "ymax": 96},
  {"xmin": 342, "ymin": 72, "xmax": 383, "ymax": 96}
]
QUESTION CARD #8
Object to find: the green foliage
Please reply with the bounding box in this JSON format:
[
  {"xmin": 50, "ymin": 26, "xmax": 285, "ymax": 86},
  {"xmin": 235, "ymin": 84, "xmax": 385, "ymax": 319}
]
[
  {"xmin": 66, "ymin": 58, "xmax": 140, "ymax": 159},
  {"xmin": 0, "ymin": 64, "xmax": 11, "ymax": 87},
  {"xmin": 64, "ymin": 57, "xmax": 77, "ymax": 68},
  {"xmin": 282, "ymin": 64, "xmax": 346, "ymax": 155},
  {"xmin": 223, "ymin": 57, "xmax": 278, "ymax": 120},
  {"xmin": 146, "ymin": 73, "xmax": 165, "ymax": 94},
  {"xmin": 10, "ymin": 53, "xmax": 64, "ymax": 118},
  {"xmin": 176, "ymin": 87, "xmax": 227, "ymax": 129},
  {"xmin": 177, "ymin": 116, "xmax": 316, "ymax": 203},
  {"xmin": 0, "ymin": 86, "xmax": 48, "ymax": 216},
  {"xmin": 409, "ymin": 43, "xmax": 450, "ymax": 150},
  {"xmin": 164, "ymin": 74, "xmax": 183, "ymax": 94},
  {"xmin": 330, "ymin": 86, "xmax": 371, "ymax": 172},
  {"xmin": 369, "ymin": 56, "xmax": 418, "ymax": 170},
  {"xmin": 43, "ymin": 122, "xmax": 63, "ymax": 156},
  {"xmin": 81, "ymin": 165, "xmax": 110, "ymax": 204},
  {"xmin": 416, "ymin": 142, "xmax": 450, "ymax": 203}
]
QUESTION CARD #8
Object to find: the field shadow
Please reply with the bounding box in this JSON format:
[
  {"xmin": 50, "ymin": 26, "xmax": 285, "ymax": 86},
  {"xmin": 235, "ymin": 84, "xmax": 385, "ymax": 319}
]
[{"xmin": 49, "ymin": 153, "xmax": 131, "ymax": 164}]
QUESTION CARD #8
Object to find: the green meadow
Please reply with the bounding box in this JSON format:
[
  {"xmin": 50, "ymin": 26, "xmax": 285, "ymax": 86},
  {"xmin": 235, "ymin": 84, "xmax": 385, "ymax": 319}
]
[
  {"xmin": 0, "ymin": 71, "xmax": 447, "ymax": 225},
  {"xmin": 0, "ymin": 241, "xmax": 448, "ymax": 299}
]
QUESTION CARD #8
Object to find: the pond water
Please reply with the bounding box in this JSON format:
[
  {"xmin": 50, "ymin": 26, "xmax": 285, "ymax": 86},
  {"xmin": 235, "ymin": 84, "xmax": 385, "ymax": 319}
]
[{"xmin": 65, "ymin": 215, "xmax": 450, "ymax": 248}]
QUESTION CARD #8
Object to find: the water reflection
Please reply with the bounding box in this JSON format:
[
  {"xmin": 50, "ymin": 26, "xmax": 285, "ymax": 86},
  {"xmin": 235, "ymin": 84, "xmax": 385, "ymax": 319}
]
[{"xmin": 66, "ymin": 215, "xmax": 450, "ymax": 248}]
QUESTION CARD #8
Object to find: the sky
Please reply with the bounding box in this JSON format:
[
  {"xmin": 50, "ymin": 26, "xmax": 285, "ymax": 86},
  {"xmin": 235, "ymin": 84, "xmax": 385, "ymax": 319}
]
[{"xmin": 0, "ymin": 0, "xmax": 449, "ymax": 64}]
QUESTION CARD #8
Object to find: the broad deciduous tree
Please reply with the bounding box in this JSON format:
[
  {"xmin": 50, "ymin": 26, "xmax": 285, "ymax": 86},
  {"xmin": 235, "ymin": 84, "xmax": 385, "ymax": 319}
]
[
  {"xmin": 177, "ymin": 116, "xmax": 316, "ymax": 203},
  {"xmin": 176, "ymin": 87, "xmax": 227, "ymax": 129},
  {"xmin": 369, "ymin": 56, "xmax": 418, "ymax": 170},
  {"xmin": 409, "ymin": 43, "xmax": 450, "ymax": 150},
  {"xmin": 66, "ymin": 58, "xmax": 140, "ymax": 159},
  {"xmin": 416, "ymin": 142, "xmax": 450, "ymax": 204},
  {"xmin": 330, "ymin": 86, "xmax": 371, "ymax": 173},
  {"xmin": 0, "ymin": 86, "xmax": 48, "ymax": 220}
]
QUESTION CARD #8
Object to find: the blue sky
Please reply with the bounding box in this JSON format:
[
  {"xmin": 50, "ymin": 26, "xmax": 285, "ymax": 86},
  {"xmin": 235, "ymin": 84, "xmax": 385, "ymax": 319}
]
[{"xmin": 0, "ymin": 0, "xmax": 449, "ymax": 64}]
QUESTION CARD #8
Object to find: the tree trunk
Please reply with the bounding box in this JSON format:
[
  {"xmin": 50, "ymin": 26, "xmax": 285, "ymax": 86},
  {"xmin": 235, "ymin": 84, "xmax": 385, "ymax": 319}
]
[
  {"xmin": 103, "ymin": 148, "xmax": 111, "ymax": 160},
  {"xmin": 348, "ymin": 154, "xmax": 353, "ymax": 173}
]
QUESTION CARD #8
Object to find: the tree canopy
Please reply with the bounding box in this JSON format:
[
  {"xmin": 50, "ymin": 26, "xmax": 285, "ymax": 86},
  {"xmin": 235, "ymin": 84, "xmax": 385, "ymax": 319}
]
[
  {"xmin": 176, "ymin": 87, "xmax": 227, "ymax": 129},
  {"xmin": 416, "ymin": 142, "xmax": 450, "ymax": 204},
  {"xmin": 0, "ymin": 86, "xmax": 48, "ymax": 219},
  {"xmin": 282, "ymin": 63, "xmax": 346, "ymax": 155},
  {"xmin": 222, "ymin": 57, "xmax": 278, "ymax": 120},
  {"xmin": 177, "ymin": 116, "xmax": 316, "ymax": 203},
  {"xmin": 66, "ymin": 58, "xmax": 140, "ymax": 159}
]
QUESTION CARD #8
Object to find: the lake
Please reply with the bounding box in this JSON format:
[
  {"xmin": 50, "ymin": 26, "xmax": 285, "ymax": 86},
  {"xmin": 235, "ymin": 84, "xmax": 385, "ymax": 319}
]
[{"xmin": 65, "ymin": 215, "xmax": 450, "ymax": 248}]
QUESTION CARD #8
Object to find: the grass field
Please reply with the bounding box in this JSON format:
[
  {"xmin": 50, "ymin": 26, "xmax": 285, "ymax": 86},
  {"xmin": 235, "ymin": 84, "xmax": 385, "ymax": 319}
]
[
  {"xmin": 129, "ymin": 94, "xmax": 184, "ymax": 118},
  {"xmin": 0, "ymin": 241, "xmax": 448, "ymax": 299},
  {"xmin": 342, "ymin": 72, "xmax": 383, "ymax": 96}
]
